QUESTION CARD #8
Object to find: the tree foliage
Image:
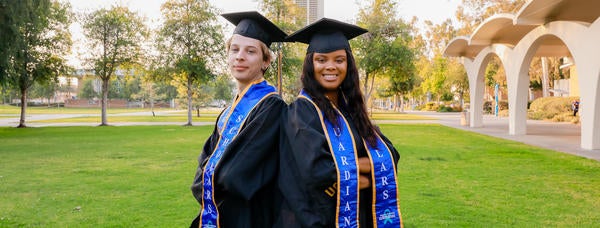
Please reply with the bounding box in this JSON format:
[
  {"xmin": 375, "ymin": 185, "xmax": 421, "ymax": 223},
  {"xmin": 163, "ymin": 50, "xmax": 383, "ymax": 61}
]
[
  {"xmin": 0, "ymin": 0, "xmax": 72, "ymax": 127},
  {"xmin": 259, "ymin": 0, "xmax": 306, "ymax": 101},
  {"xmin": 156, "ymin": 0, "xmax": 223, "ymax": 126},
  {"xmin": 455, "ymin": 0, "xmax": 526, "ymax": 36},
  {"xmin": 79, "ymin": 79, "xmax": 97, "ymax": 99},
  {"xmin": 82, "ymin": 6, "xmax": 148, "ymax": 126},
  {"xmin": 354, "ymin": 0, "xmax": 416, "ymax": 106}
]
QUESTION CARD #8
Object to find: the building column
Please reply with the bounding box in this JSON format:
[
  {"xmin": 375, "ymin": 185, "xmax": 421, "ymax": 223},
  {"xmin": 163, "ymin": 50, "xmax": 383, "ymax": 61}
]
[{"xmin": 464, "ymin": 58, "xmax": 484, "ymax": 127}]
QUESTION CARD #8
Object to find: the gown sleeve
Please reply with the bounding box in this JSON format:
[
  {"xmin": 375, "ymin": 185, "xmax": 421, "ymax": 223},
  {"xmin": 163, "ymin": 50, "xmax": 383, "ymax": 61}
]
[
  {"xmin": 191, "ymin": 111, "xmax": 221, "ymax": 203},
  {"xmin": 379, "ymin": 131, "xmax": 400, "ymax": 164},
  {"xmin": 191, "ymin": 95, "xmax": 286, "ymax": 202},
  {"xmin": 278, "ymin": 98, "xmax": 337, "ymax": 227},
  {"xmin": 213, "ymin": 95, "xmax": 286, "ymax": 200}
]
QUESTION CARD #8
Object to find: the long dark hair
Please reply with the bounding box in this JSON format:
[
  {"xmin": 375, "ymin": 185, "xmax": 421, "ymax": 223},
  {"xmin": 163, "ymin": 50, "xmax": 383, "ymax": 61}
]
[{"xmin": 301, "ymin": 49, "xmax": 380, "ymax": 147}]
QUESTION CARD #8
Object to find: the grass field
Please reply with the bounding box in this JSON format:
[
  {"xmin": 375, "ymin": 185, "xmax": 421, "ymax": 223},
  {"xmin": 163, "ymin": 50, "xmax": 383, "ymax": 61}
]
[
  {"xmin": 1, "ymin": 104, "xmax": 433, "ymax": 124},
  {"xmin": 1, "ymin": 125, "xmax": 599, "ymax": 227},
  {"xmin": 30, "ymin": 115, "xmax": 219, "ymax": 123},
  {"xmin": 0, "ymin": 104, "xmax": 222, "ymax": 115}
]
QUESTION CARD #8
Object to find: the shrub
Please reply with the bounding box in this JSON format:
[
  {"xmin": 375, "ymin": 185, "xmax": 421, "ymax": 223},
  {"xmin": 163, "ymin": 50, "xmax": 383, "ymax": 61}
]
[
  {"xmin": 483, "ymin": 100, "xmax": 508, "ymax": 114},
  {"xmin": 438, "ymin": 105, "xmax": 453, "ymax": 112},
  {"xmin": 423, "ymin": 102, "xmax": 439, "ymax": 111},
  {"xmin": 528, "ymin": 96, "xmax": 579, "ymax": 121}
]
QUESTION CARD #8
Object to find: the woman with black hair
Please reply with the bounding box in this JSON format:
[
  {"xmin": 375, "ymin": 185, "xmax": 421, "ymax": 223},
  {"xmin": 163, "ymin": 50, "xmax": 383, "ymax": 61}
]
[{"xmin": 278, "ymin": 18, "xmax": 403, "ymax": 228}]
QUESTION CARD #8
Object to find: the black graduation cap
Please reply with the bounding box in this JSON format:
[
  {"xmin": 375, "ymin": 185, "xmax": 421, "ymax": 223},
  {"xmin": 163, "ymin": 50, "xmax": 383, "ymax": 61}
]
[
  {"xmin": 286, "ymin": 18, "xmax": 368, "ymax": 53},
  {"xmin": 221, "ymin": 11, "xmax": 287, "ymax": 47}
]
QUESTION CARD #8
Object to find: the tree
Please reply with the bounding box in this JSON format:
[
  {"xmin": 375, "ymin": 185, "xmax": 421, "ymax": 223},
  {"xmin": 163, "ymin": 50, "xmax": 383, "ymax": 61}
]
[
  {"xmin": 30, "ymin": 79, "xmax": 58, "ymax": 107},
  {"xmin": 212, "ymin": 74, "xmax": 234, "ymax": 105},
  {"xmin": 156, "ymin": 0, "xmax": 223, "ymax": 126},
  {"xmin": 259, "ymin": 0, "xmax": 306, "ymax": 101},
  {"xmin": 132, "ymin": 79, "xmax": 164, "ymax": 116},
  {"xmin": 0, "ymin": 0, "xmax": 72, "ymax": 127},
  {"xmin": 446, "ymin": 58, "xmax": 469, "ymax": 108},
  {"xmin": 354, "ymin": 0, "xmax": 416, "ymax": 107},
  {"xmin": 388, "ymin": 42, "xmax": 417, "ymax": 112},
  {"xmin": 82, "ymin": 6, "xmax": 148, "ymax": 126},
  {"xmin": 79, "ymin": 79, "xmax": 98, "ymax": 99},
  {"xmin": 455, "ymin": 0, "xmax": 526, "ymax": 36}
]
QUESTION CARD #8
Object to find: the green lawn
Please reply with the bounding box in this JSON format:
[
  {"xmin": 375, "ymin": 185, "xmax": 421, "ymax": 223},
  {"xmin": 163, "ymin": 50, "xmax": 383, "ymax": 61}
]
[
  {"xmin": 1, "ymin": 124, "xmax": 599, "ymax": 227},
  {"xmin": 371, "ymin": 112, "xmax": 436, "ymax": 120},
  {"xmin": 30, "ymin": 115, "xmax": 218, "ymax": 123},
  {"xmin": 0, "ymin": 104, "xmax": 222, "ymax": 115}
]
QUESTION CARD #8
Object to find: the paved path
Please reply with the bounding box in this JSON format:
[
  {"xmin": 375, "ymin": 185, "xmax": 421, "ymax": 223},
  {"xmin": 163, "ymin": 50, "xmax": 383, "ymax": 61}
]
[
  {"xmin": 0, "ymin": 110, "xmax": 215, "ymax": 127},
  {"xmin": 3, "ymin": 110, "xmax": 598, "ymax": 161},
  {"xmin": 395, "ymin": 111, "xmax": 600, "ymax": 162}
]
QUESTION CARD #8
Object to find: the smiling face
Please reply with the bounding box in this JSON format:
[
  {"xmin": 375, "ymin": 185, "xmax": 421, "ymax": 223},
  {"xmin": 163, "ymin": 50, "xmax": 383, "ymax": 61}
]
[
  {"xmin": 227, "ymin": 34, "xmax": 270, "ymax": 91},
  {"xmin": 312, "ymin": 49, "xmax": 347, "ymax": 97}
]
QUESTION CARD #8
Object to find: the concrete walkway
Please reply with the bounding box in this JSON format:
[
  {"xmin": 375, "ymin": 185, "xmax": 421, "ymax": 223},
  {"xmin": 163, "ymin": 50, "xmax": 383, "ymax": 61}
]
[
  {"xmin": 3, "ymin": 110, "xmax": 599, "ymax": 161},
  {"xmin": 397, "ymin": 111, "xmax": 600, "ymax": 162}
]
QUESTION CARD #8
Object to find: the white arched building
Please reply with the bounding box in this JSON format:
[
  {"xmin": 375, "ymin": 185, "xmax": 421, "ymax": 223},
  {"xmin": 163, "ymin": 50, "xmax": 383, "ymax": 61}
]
[{"xmin": 444, "ymin": 0, "xmax": 600, "ymax": 150}]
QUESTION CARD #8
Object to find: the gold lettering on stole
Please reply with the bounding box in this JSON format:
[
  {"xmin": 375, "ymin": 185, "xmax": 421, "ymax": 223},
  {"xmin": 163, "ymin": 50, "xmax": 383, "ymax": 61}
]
[{"xmin": 325, "ymin": 183, "xmax": 337, "ymax": 197}]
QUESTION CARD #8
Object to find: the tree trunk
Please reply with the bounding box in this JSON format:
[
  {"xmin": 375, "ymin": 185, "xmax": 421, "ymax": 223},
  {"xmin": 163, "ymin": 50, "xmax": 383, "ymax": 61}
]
[
  {"xmin": 362, "ymin": 72, "xmax": 370, "ymax": 99},
  {"xmin": 365, "ymin": 73, "xmax": 376, "ymax": 104},
  {"xmin": 17, "ymin": 87, "xmax": 27, "ymax": 128},
  {"xmin": 541, "ymin": 57, "xmax": 549, "ymax": 97},
  {"xmin": 185, "ymin": 75, "xmax": 193, "ymax": 126},
  {"xmin": 459, "ymin": 91, "xmax": 465, "ymax": 110},
  {"xmin": 400, "ymin": 94, "xmax": 405, "ymax": 113},
  {"xmin": 100, "ymin": 78, "xmax": 109, "ymax": 126},
  {"xmin": 150, "ymin": 97, "xmax": 155, "ymax": 117}
]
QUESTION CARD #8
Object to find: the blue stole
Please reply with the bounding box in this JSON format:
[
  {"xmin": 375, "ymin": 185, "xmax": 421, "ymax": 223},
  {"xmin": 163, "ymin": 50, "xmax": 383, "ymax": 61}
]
[
  {"xmin": 199, "ymin": 80, "xmax": 277, "ymax": 228},
  {"xmin": 299, "ymin": 90, "xmax": 402, "ymax": 228}
]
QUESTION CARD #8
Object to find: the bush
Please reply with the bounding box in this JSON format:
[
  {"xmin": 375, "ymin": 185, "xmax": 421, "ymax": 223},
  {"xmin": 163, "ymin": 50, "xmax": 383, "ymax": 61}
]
[
  {"xmin": 438, "ymin": 105, "xmax": 454, "ymax": 112},
  {"xmin": 423, "ymin": 102, "xmax": 439, "ymax": 111},
  {"xmin": 420, "ymin": 102, "xmax": 463, "ymax": 112},
  {"xmin": 483, "ymin": 100, "xmax": 508, "ymax": 114},
  {"xmin": 528, "ymin": 96, "xmax": 579, "ymax": 122}
]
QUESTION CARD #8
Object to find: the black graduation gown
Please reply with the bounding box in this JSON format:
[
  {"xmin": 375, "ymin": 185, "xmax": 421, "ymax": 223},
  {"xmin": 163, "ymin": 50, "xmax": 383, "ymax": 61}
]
[
  {"xmin": 277, "ymin": 98, "xmax": 400, "ymax": 228},
  {"xmin": 191, "ymin": 95, "xmax": 286, "ymax": 228}
]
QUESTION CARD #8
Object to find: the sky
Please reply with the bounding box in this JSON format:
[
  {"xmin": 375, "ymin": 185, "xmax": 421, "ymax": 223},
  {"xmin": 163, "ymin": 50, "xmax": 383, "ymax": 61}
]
[
  {"xmin": 66, "ymin": 0, "xmax": 461, "ymax": 67},
  {"xmin": 67, "ymin": 0, "xmax": 460, "ymax": 26}
]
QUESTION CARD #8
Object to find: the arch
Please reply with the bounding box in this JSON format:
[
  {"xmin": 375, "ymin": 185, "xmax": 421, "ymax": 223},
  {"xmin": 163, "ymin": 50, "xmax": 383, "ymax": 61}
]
[
  {"xmin": 444, "ymin": 0, "xmax": 600, "ymax": 150},
  {"xmin": 466, "ymin": 46, "xmax": 512, "ymax": 128}
]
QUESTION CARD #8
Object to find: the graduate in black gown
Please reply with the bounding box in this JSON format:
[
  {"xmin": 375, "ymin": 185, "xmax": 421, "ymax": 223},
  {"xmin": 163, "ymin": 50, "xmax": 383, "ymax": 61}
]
[
  {"xmin": 278, "ymin": 18, "xmax": 403, "ymax": 228},
  {"xmin": 190, "ymin": 11, "xmax": 287, "ymax": 228}
]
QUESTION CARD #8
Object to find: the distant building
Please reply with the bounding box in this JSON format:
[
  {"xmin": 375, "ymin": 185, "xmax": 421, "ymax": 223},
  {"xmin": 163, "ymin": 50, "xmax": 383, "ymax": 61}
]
[{"xmin": 294, "ymin": 0, "xmax": 324, "ymax": 25}]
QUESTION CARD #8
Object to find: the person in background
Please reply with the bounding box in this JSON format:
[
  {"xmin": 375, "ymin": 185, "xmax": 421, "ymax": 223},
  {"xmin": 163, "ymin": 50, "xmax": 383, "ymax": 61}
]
[
  {"xmin": 277, "ymin": 18, "xmax": 403, "ymax": 228},
  {"xmin": 190, "ymin": 11, "xmax": 286, "ymax": 228},
  {"xmin": 572, "ymin": 100, "xmax": 580, "ymax": 116}
]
